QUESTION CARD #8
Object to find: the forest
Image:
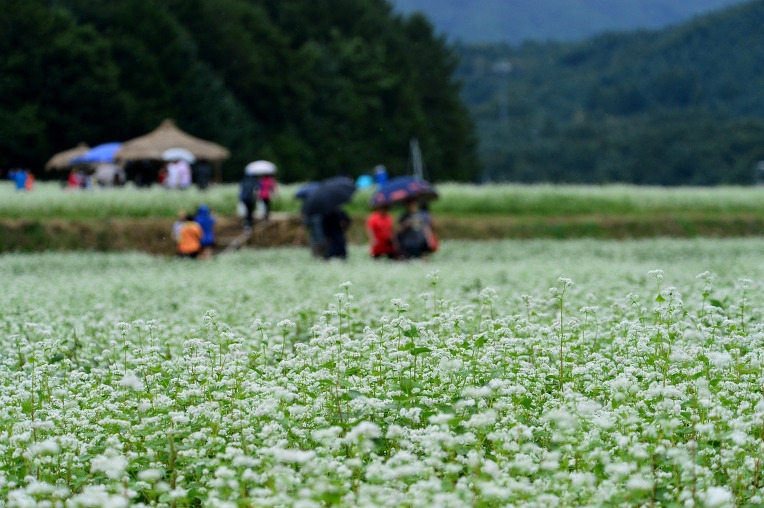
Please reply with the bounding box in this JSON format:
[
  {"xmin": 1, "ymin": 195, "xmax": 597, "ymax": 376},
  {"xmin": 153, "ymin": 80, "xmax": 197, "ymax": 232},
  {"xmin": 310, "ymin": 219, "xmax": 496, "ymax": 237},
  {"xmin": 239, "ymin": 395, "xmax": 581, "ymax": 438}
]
[
  {"xmin": 0, "ymin": 0, "xmax": 476, "ymax": 181},
  {"xmin": 456, "ymin": 0, "xmax": 764, "ymax": 184}
]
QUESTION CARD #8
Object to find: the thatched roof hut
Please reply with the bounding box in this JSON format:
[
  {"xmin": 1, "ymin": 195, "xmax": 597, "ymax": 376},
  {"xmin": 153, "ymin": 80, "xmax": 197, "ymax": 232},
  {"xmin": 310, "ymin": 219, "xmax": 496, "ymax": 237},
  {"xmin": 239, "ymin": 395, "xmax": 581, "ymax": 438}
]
[
  {"xmin": 115, "ymin": 119, "xmax": 229, "ymax": 162},
  {"xmin": 45, "ymin": 142, "xmax": 90, "ymax": 170}
]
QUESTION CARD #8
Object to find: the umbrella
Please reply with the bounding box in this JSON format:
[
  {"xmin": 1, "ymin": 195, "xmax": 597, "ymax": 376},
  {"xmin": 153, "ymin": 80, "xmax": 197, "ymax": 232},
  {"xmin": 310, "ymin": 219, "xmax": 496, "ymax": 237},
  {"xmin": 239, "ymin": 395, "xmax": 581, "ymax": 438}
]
[
  {"xmin": 302, "ymin": 176, "xmax": 356, "ymax": 215},
  {"xmin": 245, "ymin": 160, "xmax": 277, "ymax": 176},
  {"xmin": 369, "ymin": 176, "xmax": 437, "ymax": 208},
  {"xmin": 356, "ymin": 174, "xmax": 373, "ymax": 189},
  {"xmin": 71, "ymin": 142, "xmax": 122, "ymax": 164},
  {"xmin": 162, "ymin": 147, "xmax": 196, "ymax": 163},
  {"xmin": 294, "ymin": 182, "xmax": 319, "ymax": 200}
]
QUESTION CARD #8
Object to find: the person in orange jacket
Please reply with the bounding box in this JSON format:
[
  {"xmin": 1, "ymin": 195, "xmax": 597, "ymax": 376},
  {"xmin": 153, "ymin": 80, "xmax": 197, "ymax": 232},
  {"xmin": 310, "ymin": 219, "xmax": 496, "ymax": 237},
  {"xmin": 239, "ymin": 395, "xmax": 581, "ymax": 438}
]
[{"xmin": 174, "ymin": 211, "xmax": 202, "ymax": 258}]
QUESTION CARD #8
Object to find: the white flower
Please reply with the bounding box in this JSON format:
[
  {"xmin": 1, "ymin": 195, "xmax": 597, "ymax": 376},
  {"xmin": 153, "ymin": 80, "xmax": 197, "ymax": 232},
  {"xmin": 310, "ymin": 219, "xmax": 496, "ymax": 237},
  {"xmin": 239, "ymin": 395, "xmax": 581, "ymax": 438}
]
[
  {"xmin": 626, "ymin": 475, "xmax": 652, "ymax": 491},
  {"xmin": 119, "ymin": 371, "xmax": 144, "ymax": 391},
  {"xmin": 137, "ymin": 468, "xmax": 163, "ymax": 482},
  {"xmin": 707, "ymin": 351, "xmax": 732, "ymax": 369},
  {"xmin": 28, "ymin": 438, "xmax": 60, "ymax": 457},
  {"xmin": 703, "ymin": 486, "xmax": 733, "ymax": 508},
  {"xmin": 346, "ymin": 422, "xmax": 382, "ymax": 443},
  {"xmin": 270, "ymin": 448, "xmax": 316, "ymax": 464},
  {"xmin": 67, "ymin": 485, "xmax": 128, "ymax": 507},
  {"xmin": 91, "ymin": 449, "xmax": 128, "ymax": 480}
]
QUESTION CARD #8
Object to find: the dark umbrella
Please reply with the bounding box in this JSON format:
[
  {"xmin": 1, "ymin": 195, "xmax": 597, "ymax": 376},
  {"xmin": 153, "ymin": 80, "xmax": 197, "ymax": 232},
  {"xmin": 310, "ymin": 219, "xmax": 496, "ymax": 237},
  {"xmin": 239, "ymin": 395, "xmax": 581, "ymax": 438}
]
[
  {"xmin": 369, "ymin": 176, "xmax": 437, "ymax": 208},
  {"xmin": 303, "ymin": 176, "xmax": 356, "ymax": 215},
  {"xmin": 294, "ymin": 182, "xmax": 320, "ymax": 200}
]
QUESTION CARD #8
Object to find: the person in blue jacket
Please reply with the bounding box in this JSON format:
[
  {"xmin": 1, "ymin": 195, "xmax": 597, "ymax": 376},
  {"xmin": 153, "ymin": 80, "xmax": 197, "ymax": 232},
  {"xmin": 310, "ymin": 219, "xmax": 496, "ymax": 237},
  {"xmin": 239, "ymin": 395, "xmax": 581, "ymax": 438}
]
[
  {"xmin": 10, "ymin": 169, "xmax": 27, "ymax": 191},
  {"xmin": 194, "ymin": 204, "xmax": 216, "ymax": 259}
]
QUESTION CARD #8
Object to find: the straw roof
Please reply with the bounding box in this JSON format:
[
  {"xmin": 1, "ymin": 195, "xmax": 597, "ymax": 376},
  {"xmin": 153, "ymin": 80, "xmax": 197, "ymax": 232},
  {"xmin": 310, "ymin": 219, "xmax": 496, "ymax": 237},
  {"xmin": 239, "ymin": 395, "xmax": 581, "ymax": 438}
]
[
  {"xmin": 115, "ymin": 119, "xmax": 230, "ymax": 162},
  {"xmin": 44, "ymin": 142, "xmax": 90, "ymax": 170}
]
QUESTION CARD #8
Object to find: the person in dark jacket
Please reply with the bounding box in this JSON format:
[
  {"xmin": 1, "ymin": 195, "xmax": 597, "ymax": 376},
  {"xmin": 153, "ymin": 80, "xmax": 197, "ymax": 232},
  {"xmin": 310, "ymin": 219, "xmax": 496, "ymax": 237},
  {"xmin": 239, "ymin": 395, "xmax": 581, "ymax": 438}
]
[
  {"xmin": 239, "ymin": 171, "xmax": 259, "ymax": 230},
  {"xmin": 194, "ymin": 162, "xmax": 213, "ymax": 190},
  {"xmin": 396, "ymin": 198, "xmax": 429, "ymax": 259},
  {"xmin": 322, "ymin": 208, "xmax": 351, "ymax": 259}
]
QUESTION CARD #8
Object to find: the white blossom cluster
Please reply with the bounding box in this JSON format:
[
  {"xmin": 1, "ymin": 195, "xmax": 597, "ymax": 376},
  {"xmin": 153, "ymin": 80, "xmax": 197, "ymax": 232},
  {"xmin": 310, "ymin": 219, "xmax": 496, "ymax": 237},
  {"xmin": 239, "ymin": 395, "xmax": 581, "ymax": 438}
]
[{"xmin": 0, "ymin": 238, "xmax": 761, "ymax": 506}]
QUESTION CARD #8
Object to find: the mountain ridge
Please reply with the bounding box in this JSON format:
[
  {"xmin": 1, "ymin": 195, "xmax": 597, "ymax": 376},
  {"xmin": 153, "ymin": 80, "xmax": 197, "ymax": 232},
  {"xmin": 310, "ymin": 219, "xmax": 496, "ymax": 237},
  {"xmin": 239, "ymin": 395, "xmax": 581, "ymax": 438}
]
[
  {"xmin": 390, "ymin": 0, "xmax": 748, "ymax": 43},
  {"xmin": 455, "ymin": 0, "xmax": 764, "ymax": 184}
]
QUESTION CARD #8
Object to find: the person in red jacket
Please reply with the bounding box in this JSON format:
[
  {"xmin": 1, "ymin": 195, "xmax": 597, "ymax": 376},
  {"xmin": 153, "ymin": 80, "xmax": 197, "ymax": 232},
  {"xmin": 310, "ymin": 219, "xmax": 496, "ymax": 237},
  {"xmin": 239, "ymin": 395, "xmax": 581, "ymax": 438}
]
[{"xmin": 365, "ymin": 205, "xmax": 396, "ymax": 259}]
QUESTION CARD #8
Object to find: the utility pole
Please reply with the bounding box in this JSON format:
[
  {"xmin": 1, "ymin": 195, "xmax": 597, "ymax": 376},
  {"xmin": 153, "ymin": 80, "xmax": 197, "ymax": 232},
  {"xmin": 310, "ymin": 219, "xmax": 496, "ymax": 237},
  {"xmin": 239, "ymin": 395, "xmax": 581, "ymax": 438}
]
[
  {"xmin": 410, "ymin": 138, "xmax": 426, "ymax": 181},
  {"xmin": 492, "ymin": 59, "xmax": 513, "ymax": 130}
]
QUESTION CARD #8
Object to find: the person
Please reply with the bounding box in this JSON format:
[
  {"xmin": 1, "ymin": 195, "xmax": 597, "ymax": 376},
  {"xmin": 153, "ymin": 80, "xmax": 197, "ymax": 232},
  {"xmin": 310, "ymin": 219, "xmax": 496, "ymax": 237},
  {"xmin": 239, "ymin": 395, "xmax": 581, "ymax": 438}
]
[
  {"xmin": 165, "ymin": 161, "xmax": 179, "ymax": 189},
  {"xmin": 366, "ymin": 204, "xmax": 396, "ymax": 259},
  {"xmin": 194, "ymin": 161, "xmax": 212, "ymax": 190},
  {"xmin": 67, "ymin": 169, "xmax": 82, "ymax": 189},
  {"xmin": 174, "ymin": 211, "xmax": 202, "ymax": 258},
  {"xmin": 157, "ymin": 164, "xmax": 168, "ymax": 186},
  {"xmin": 177, "ymin": 159, "xmax": 192, "ymax": 189},
  {"xmin": 11, "ymin": 168, "xmax": 27, "ymax": 191},
  {"xmin": 194, "ymin": 204, "xmax": 216, "ymax": 259},
  {"xmin": 239, "ymin": 170, "xmax": 259, "ymax": 230},
  {"xmin": 396, "ymin": 198, "xmax": 430, "ymax": 259},
  {"xmin": 418, "ymin": 202, "xmax": 439, "ymax": 253},
  {"xmin": 258, "ymin": 174, "xmax": 277, "ymax": 221},
  {"xmin": 322, "ymin": 207, "xmax": 351, "ymax": 260},
  {"xmin": 373, "ymin": 165, "xmax": 388, "ymax": 186}
]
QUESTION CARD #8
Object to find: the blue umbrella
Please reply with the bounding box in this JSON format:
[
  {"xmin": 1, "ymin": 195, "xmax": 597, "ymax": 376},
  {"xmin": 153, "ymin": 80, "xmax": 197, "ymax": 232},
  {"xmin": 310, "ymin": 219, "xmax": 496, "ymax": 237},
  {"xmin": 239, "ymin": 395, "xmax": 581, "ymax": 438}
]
[
  {"xmin": 369, "ymin": 176, "xmax": 437, "ymax": 208},
  {"xmin": 71, "ymin": 142, "xmax": 122, "ymax": 164}
]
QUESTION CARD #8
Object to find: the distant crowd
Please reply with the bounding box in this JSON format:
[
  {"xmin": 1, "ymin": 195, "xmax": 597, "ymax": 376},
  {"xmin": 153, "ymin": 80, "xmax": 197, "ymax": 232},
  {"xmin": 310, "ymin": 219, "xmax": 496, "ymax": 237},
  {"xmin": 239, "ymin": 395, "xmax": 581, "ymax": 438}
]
[{"xmin": 5, "ymin": 161, "xmax": 439, "ymax": 261}]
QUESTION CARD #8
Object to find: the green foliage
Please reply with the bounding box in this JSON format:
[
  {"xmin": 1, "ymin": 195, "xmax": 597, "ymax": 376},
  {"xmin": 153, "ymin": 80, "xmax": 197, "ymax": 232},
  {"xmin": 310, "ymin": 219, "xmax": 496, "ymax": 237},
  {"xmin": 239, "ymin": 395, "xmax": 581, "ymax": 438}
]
[
  {"xmin": 1, "ymin": 0, "xmax": 476, "ymax": 182},
  {"xmin": 457, "ymin": 1, "xmax": 764, "ymax": 184}
]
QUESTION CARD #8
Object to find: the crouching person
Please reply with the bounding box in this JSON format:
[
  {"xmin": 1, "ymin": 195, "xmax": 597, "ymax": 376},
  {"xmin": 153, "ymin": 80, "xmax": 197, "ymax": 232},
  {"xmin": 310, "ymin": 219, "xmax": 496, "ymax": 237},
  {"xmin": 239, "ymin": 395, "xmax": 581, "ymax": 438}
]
[{"xmin": 174, "ymin": 211, "xmax": 202, "ymax": 258}]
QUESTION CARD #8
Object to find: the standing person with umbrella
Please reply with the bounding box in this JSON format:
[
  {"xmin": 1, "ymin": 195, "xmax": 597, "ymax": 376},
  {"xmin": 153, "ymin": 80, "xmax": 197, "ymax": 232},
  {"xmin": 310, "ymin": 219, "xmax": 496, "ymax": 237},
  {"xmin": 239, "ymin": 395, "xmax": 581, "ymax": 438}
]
[
  {"xmin": 245, "ymin": 161, "xmax": 278, "ymax": 222},
  {"xmin": 239, "ymin": 165, "xmax": 259, "ymax": 230},
  {"xmin": 322, "ymin": 207, "xmax": 352, "ymax": 259},
  {"xmin": 302, "ymin": 176, "xmax": 355, "ymax": 259}
]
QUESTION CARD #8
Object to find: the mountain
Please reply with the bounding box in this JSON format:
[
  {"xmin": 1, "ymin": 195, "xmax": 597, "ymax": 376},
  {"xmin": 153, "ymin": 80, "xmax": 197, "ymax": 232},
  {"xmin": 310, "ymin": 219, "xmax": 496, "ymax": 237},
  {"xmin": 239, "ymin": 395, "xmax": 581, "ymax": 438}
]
[
  {"xmin": 456, "ymin": 0, "xmax": 764, "ymax": 184},
  {"xmin": 390, "ymin": 0, "xmax": 747, "ymax": 43}
]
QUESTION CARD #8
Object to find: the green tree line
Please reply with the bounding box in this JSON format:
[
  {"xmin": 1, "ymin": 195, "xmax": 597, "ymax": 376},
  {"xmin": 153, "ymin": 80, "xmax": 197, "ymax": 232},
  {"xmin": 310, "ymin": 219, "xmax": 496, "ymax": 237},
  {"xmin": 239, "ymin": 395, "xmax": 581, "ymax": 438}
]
[
  {"xmin": 0, "ymin": 0, "xmax": 476, "ymax": 181},
  {"xmin": 457, "ymin": 0, "xmax": 764, "ymax": 184}
]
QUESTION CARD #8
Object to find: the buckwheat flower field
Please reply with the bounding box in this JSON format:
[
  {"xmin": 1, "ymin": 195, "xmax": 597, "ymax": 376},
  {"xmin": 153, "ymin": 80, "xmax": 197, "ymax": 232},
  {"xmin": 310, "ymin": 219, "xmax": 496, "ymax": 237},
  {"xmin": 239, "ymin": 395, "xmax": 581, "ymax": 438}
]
[{"xmin": 1, "ymin": 238, "xmax": 762, "ymax": 507}]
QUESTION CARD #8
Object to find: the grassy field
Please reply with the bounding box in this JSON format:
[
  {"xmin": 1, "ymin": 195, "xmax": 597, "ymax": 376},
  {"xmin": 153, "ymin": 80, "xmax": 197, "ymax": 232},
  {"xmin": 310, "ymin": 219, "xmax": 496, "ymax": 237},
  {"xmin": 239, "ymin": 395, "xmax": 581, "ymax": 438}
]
[
  {"xmin": 3, "ymin": 181, "xmax": 764, "ymax": 219},
  {"xmin": 1, "ymin": 238, "xmax": 763, "ymax": 505}
]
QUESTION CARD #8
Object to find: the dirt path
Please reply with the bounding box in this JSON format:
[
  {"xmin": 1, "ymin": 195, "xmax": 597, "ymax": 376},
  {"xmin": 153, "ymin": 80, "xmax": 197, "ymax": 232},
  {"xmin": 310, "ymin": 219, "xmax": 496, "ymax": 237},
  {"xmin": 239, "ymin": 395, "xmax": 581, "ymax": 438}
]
[{"xmin": 0, "ymin": 212, "xmax": 762, "ymax": 254}]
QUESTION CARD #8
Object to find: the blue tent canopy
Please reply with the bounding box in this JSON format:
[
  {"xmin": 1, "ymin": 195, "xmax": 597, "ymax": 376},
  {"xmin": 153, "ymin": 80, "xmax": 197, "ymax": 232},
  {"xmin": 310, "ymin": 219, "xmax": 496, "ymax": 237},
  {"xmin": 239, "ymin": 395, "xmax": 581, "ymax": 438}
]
[{"xmin": 70, "ymin": 142, "xmax": 122, "ymax": 164}]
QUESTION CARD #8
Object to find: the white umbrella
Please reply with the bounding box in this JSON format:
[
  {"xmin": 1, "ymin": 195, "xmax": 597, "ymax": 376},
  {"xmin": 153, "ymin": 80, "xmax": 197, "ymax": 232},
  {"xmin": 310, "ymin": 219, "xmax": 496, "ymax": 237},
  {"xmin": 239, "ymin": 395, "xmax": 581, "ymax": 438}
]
[
  {"xmin": 245, "ymin": 160, "xmax": 277, "ymax": 176},
  {"xmin": 162, "ymin": 147, "xmax": 196, "ymax": 163}
]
